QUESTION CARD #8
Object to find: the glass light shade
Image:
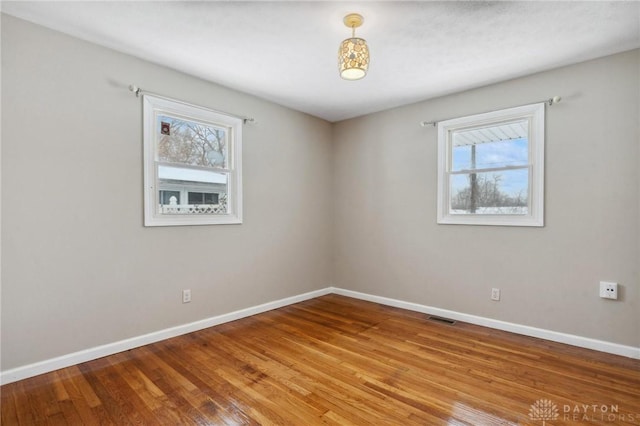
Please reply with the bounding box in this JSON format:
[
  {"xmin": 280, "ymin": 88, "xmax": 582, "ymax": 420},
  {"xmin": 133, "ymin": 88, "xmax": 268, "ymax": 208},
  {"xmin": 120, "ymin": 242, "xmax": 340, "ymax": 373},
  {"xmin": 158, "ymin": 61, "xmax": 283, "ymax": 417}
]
[{"xmin": 339, "ymin": 37, "xmax": 369, "ymax": 80}]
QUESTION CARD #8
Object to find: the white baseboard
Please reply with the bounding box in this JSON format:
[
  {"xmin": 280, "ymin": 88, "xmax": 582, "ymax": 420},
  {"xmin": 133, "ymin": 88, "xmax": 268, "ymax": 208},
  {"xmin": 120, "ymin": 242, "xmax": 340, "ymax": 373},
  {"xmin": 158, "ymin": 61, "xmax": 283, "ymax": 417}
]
[
  {"xmin": 0, "ymin": 287, "xmax": 332, "ymax": 385},
  {"xmin": 329, "ymin": 287, "xmax": 640, "ymax": 360},
  {"xmin": 2, "ymin": 286, "xmax": 638, "ymax": 385}
]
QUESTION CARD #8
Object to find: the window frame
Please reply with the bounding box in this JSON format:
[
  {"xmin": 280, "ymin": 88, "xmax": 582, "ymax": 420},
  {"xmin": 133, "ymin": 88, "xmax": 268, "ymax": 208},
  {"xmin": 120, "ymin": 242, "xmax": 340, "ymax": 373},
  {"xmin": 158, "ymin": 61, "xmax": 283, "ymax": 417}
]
[
  {"xmin": 143, "ymin": 94, "xmax": 243, "ymax": 227},
  {"xmin": 436, "ymin": 103, "xmax": 545, "ymax": 227}
]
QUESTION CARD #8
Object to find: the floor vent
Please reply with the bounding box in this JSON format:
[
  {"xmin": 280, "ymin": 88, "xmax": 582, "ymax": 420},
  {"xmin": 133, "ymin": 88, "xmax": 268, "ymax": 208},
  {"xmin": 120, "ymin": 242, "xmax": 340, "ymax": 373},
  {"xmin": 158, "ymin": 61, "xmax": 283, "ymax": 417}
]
[{"xmin": 427, "ymin": 315, "xmax": 456, "ymax": 325}]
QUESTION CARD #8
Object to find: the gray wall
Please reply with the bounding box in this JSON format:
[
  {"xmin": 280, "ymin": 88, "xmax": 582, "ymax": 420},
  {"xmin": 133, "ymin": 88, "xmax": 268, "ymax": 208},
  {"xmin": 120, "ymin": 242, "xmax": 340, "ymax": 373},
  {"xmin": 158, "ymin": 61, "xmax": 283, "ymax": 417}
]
[
  {"xmin": 1, "ymin": 15, "xmax": 333, "ymax": 370},
  {"xmin": 333, "ymin": 49, "xmax": 640, "ymax": 347}
]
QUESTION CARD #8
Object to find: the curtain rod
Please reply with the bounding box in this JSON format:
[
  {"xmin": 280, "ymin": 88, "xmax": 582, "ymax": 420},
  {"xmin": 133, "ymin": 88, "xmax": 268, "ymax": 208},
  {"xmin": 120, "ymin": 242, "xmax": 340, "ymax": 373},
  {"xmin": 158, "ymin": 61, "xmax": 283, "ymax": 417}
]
[
  {"xmin": 129, "ymin": 84, "xmax": 256, "ymax": 124},
  {"xmin": 419, "ymin": 96, "xmax": 561, "ymax": 128}
]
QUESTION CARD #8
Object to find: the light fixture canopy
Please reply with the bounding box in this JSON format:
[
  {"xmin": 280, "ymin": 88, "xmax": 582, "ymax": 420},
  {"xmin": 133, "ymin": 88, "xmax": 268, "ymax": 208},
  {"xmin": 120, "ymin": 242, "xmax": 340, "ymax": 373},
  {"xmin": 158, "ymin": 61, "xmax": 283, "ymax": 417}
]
[{"xmin": 339, "ymin": 13, "xmax": 369, "ymax": 80}]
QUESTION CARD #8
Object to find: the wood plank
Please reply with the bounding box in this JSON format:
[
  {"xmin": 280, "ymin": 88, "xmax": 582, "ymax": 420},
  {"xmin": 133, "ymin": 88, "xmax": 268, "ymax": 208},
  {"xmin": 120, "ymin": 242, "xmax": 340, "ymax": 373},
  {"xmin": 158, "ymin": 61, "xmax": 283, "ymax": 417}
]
[{"xmin": 2, "ymin": 294, "xmax": 639, "ymax": 425}]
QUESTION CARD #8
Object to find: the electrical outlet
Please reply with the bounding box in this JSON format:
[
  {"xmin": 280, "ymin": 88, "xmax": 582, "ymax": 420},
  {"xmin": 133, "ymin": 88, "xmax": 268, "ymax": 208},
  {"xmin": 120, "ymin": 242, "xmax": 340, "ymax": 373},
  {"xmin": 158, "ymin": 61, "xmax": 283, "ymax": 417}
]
[
  {"xmin": 491, "ymin": 288, "xmax": 500, "ymax": 301},
  {"xmin": 182, "ymin": 289, "xmax": 191, "ymax": 303},
  {"xmin": 599, "ymin": 282, "xmax": 618, "ymax": 300}
]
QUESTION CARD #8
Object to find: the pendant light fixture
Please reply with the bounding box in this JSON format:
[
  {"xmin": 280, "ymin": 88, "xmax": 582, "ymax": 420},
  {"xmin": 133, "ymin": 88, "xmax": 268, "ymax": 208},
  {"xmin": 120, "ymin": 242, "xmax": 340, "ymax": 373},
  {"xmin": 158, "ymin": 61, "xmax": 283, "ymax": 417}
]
[{"xmin": 338, "ymin": 13, "xmax": 369, "ymax": 80}]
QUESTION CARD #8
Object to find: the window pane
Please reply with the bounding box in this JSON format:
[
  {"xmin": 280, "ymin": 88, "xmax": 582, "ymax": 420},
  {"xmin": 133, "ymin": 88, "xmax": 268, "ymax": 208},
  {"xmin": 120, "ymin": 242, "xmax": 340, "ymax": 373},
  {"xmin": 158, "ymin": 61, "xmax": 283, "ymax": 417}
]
[
  {"xmin": 204, "ymin": 193, "xmax": 219, "ymax": 204},
  {"xmin": 159, "ymin": 190, "xmax": 180, "ymax": 205},
  {"xmin": 188, "ymin": 192, "xmax": 219, "ymax": 205},
  {"xmin": 157, "ymin": 115, "xmax": 228, "ymax": 168},
  {"xmin": 450, "ymin": 168, "xmax": 529, "ymax": 215},
  {"xmin": 188, "ymin": 192, "xmax": 202, "ymax": 205},
  {"xmin": 158, "ymin": 165, "xmax": 228, "ymax": 215},
  {"xmin": 451, "ymin": 120, "xmax": 528, "ymax": 171}
]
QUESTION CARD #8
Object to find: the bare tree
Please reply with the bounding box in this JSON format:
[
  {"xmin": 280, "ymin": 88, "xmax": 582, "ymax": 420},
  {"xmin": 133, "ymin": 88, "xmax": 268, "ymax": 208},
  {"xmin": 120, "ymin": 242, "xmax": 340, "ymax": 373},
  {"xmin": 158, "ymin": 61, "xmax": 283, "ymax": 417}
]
[
  {"xmin": 158, "ymin": 118, "xmax": 226, "ymax": 168},
  {"xmin": 451, "ymin": 173, "xmax": 527, "ymax": 212}
]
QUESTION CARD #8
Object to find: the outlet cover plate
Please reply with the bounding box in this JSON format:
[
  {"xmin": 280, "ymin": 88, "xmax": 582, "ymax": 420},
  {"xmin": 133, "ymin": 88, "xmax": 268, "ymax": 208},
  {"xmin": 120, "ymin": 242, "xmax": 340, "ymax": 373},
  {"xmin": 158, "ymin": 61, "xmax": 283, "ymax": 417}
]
[
  {"xmin": 491, "ymin": 288, "xmax": 500, "ymax": 301},
  {"xmin": 599, "ymin": 281, "xmax": 618, "ymax": 300}
]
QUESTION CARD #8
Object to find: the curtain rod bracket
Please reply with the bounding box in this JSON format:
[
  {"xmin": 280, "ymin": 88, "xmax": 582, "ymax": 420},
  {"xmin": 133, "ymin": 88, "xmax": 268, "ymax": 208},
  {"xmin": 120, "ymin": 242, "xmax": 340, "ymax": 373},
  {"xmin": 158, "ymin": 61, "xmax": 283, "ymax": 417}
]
[{"xmin": 128, "ymin": 84, "xmax": 141, "ymax": 97}]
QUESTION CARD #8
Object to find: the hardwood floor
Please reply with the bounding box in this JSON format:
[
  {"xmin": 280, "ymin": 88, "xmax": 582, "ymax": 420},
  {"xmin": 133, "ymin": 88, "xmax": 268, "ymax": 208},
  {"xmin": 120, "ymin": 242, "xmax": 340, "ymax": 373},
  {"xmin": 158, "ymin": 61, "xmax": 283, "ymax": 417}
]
[{"xmin": 2, "ymin": 294, "xmax": 639, "ymax": 425}]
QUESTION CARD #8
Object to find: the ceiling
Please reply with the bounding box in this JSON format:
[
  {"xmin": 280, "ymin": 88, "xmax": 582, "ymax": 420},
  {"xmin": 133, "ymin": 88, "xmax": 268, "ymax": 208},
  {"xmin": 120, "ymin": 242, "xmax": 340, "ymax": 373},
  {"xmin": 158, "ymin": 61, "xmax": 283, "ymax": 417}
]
[{"xmin": 2, "ymin": 1, "xmax": 639, "ymax": 122}]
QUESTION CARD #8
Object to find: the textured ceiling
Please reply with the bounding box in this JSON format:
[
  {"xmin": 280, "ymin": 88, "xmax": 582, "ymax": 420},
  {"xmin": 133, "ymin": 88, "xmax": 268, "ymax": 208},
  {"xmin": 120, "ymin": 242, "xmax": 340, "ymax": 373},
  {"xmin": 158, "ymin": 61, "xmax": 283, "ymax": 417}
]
[{"xmin": 2, "ymin": 1, "xmax": 639, "ymax": 122}]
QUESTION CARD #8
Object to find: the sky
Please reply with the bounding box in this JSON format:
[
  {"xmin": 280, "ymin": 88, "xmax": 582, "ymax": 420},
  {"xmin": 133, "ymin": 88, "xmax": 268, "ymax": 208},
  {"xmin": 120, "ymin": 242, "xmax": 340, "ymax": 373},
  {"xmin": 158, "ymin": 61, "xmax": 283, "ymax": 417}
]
[{"xmin": 451, "ymin": 138, "xmax": 529, "ymax": 197}]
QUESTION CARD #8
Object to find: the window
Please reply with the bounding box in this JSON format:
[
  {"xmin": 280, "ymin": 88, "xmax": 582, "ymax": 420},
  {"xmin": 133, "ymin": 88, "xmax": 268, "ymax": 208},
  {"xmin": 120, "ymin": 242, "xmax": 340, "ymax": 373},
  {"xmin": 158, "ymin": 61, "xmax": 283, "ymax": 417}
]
[
  {"xmin": 437, "ymin": 103, "xmax": 544, "ymax": 226},
  {"xmin": 188, "ymin": 192, "xmax": 219, "ymax": 205},
  {"xmin": 159, "ymin": 190, "xmax": 181, "ymax": 205},
  {"xmin": 143, "ymin": 95, "xmax": 242, "ymax": 226}
]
